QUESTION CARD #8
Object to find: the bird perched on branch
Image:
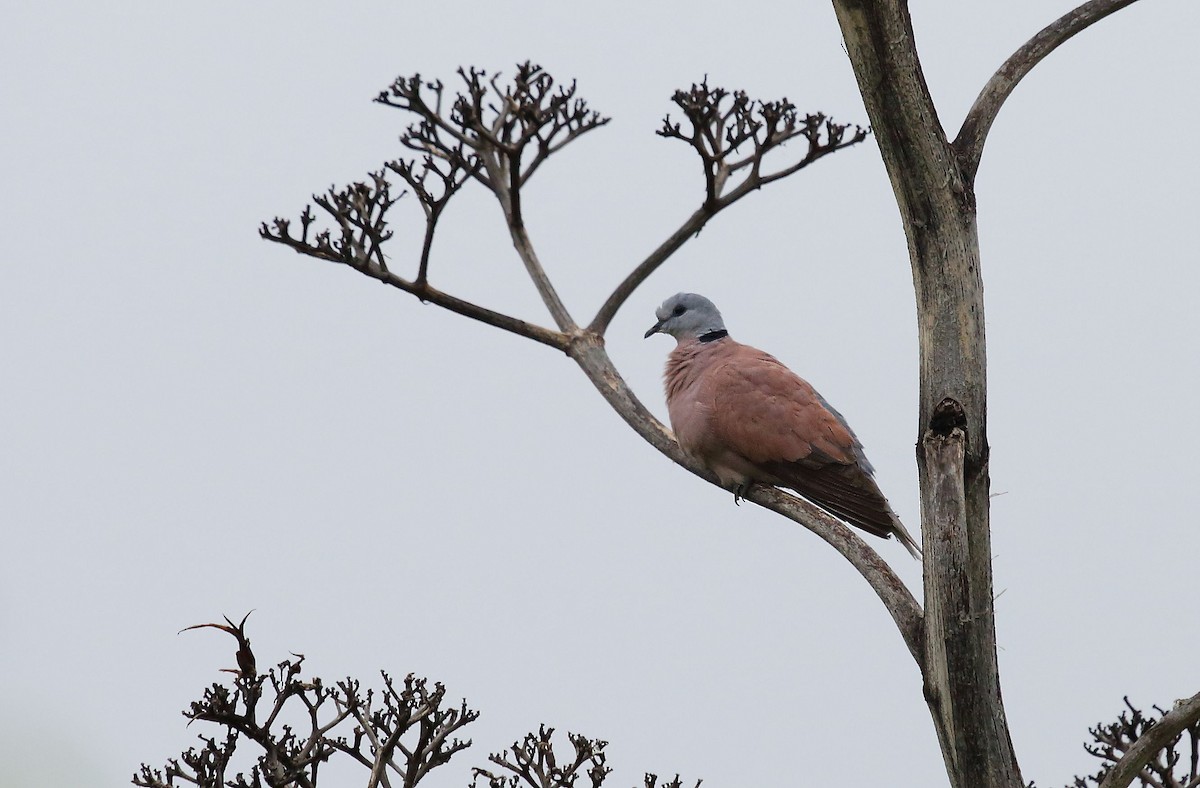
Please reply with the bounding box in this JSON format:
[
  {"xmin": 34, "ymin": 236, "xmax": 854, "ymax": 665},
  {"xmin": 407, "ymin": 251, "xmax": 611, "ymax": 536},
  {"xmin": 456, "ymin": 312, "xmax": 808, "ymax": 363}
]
[{"xmin": 645, "ymin": 292, "xmax": 921, "ymax": 559}]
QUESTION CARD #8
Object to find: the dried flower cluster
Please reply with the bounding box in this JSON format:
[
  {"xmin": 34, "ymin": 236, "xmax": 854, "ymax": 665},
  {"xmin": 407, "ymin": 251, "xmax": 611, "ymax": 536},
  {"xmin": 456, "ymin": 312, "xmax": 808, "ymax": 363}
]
[
  {"xmin": 136, "ymin": 616, "xmax": 695, "ymax": 788},
  {"xmin": 258, "ymin": 62, "xmax": 866, "ymax": 343},
  {"xmin": 1066, "ymin": 698, "xmax": 1200, "ymax": 788},
  {"xmin": 658, "ymin": 79, "xmax": 867, "ymax": 207}
]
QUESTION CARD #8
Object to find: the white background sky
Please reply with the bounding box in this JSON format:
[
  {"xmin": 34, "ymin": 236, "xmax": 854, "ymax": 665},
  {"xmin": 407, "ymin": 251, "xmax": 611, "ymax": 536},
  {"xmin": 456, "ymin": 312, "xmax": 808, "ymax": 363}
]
[{"xmin": 3, "ymin": 2, "xmax": 1198, "ymax": 786}]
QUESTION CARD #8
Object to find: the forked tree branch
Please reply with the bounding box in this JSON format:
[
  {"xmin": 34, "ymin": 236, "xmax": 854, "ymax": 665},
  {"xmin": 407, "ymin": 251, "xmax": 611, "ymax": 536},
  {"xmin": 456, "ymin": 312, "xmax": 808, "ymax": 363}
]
[
  {"xmin": 385, "ymin": 154, "xmax": 480, "ymax": 286},
  {"xmin": 954, "ymin": 0, "xmax": 1142, "ymax": 181},
  {"xmin": 1095, "ymin": 692, "xmax": 1200, "ymax": 788},
  {"xmin": 264, "ymin": 67, "xmax": 866, "ymax": 348},
  {"xmin": 377, "ymin": 63, "xmax": 607, "ymax": 331}
]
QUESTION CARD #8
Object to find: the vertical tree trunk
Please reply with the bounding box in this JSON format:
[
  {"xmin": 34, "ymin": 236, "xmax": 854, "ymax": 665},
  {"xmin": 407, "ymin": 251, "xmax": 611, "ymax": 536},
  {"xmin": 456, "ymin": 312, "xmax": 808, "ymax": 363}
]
[{"xmin": 830, "ymin": 1, "xmax": 1021, "ymax": 786}]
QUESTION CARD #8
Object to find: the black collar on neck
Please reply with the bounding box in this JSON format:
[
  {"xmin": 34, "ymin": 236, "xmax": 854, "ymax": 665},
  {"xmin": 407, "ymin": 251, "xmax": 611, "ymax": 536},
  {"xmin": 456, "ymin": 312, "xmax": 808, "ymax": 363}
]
[{"xmin": 698, "ymin": 329, "xmax": 728, "ymax": 343}]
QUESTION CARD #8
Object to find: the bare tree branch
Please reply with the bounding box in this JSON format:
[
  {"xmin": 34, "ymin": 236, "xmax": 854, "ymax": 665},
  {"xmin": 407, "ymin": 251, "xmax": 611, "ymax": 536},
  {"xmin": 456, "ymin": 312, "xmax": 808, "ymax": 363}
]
[
  {"xmin": 750, "ymin": 485, "xmax": 923, "ymax": 661},
  {"xmin": 919, "ymin": 417, "xmax": 1016, "ymax": 786},
  {"xmin": 954, "ymin": 0, "xmax": 1142, "ymax": 181},
  {"xmin": 260, "ymin": 200, "xmax": 569, "ymax": 352},
  {"xmin": 655, "ymin": 80, "xmax": 867, "ymax": 209},
  {"xmin": 506, "ymin": 219, "xmax": 575, "ymax": 331},
  {"xmin": 264, "ymin": 68, "xmax": 867, "ymax": 348},
  {"xmin": 1078, "ymin": 693, "xmax": 1200, "ymax": 788}
]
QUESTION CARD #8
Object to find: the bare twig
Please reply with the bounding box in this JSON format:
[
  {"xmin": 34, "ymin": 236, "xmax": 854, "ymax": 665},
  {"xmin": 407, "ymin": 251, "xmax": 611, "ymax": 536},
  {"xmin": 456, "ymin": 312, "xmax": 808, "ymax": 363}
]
[
  {"xmin": 385, "ymin": 154, "xmax": 480, "ymax": 286},
  {"xmin": 330, "ymin": 672, "xmax": 477, "ymax": 788},
  {"xmin": 377, "ymin": 62, "xmax": 609, "ymax": 331},
  {"xmin": 643, "ymin": 775, "xmax": 702, "ymax": 788},
  {"xmin": 379, "ymin": 64, "xmax": 607, "ymax": 190},
  {"xmin": 954, "ymin": 0, "xmax": 1142, "ymax": 181},
  {"xmin": 471, "ymin": 726, "xmax": 612, "ymax": 788},
  {"xmin": 134, "ymin": 731, "xmax": 239, "ymax": 788}
]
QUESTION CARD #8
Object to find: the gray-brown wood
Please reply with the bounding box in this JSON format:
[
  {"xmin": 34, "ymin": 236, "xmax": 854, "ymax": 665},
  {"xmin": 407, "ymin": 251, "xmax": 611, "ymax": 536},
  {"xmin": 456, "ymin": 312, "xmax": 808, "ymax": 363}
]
[
  {"xmin": 832, "ymin": 0, "xmax": 1014, "ymax": 785},
  {"xmin": 830, "ymin": 0, "xmax": 1147, "ymax": 785},
  {"xmin": 920, "ymin": 423, "xmax": 1020, "ymax": 788}
]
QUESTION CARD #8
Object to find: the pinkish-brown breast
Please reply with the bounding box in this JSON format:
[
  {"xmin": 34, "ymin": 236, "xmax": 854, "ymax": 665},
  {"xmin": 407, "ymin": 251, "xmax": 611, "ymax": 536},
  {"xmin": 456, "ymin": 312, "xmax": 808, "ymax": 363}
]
[
  {"xmin": 664, "ymin": 336, "xmax": 859, "ymax": 472},
  {"xmin": 663, "ymin": 338, "xmax": 740, "ymax": 461}
]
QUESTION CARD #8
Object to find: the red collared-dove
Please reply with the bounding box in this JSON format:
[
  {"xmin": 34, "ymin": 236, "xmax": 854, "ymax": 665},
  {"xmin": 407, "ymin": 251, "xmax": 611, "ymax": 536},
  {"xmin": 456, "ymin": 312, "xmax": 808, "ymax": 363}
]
[{"xmin": 645, "ymin": 293, "xmax": 921, "ymax": 558}]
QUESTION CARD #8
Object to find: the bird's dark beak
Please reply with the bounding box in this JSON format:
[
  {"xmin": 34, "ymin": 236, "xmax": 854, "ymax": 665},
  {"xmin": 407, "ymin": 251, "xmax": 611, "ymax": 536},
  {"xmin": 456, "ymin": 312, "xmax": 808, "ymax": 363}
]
[{"xmin": 644, "ymin": 320, "xmax": 665, "ymax": 339}]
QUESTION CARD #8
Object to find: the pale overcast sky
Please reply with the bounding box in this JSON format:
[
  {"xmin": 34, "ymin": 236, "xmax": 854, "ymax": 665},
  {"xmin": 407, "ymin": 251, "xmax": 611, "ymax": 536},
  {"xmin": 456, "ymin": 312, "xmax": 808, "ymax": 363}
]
[{"xmin": 2, "ymin": 2, "xmax": 1198, "ymax": 786}]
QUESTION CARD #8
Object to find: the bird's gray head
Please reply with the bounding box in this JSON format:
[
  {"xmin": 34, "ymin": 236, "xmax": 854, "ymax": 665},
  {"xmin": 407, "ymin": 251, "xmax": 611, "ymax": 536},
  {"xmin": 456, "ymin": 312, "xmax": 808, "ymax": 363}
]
[{"xmin": 644, "ymin": 293, "xmax": 728, "ymax": 342}]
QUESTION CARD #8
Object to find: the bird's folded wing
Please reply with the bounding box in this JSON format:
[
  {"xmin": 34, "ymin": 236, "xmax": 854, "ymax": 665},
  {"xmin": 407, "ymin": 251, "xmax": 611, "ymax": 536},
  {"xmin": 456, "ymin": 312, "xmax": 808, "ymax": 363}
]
[
  {"xmin": 708, "ymin": 350, "xmax": 857, "ymax": 466},
  {"xmin": 759, "ymin": 457, "xmax": 896, "ymax": 539},
  {"xmin": 707, "ymin": 348, "xmax": 896, "ymax": 539}
]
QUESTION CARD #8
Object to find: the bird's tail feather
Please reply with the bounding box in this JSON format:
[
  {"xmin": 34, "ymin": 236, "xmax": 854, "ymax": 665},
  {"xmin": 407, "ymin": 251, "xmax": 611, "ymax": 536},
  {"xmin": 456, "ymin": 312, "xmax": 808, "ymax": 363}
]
[{"xmin": 891, "ymin": 517, "xmax": 923, "ymax": 561}]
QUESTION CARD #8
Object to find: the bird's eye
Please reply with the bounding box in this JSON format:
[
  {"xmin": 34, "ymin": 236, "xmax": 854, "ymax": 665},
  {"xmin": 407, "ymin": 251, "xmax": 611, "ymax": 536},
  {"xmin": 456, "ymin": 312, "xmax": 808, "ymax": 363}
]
[{"xmin": 672, "ymin": 305, "xmax": 686, "ymax": 316}]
